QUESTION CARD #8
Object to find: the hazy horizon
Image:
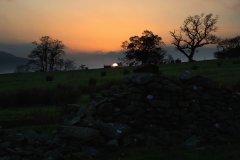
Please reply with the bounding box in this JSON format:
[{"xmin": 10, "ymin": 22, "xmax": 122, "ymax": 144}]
[{"xmin": 0, "ymin": 44, "xmax": 218, "ymax": 66}]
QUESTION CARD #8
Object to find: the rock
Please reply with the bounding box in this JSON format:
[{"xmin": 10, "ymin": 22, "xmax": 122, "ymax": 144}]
[
  {"xmin": 202, "ymin": 93, "xmax": 212, "ymax": 100},
  {"xmin": 180, "ymin": 71, "xmax": 192, "ymax": 80},
  {"xmin": 98, "ymin": 103, "xmax": 113, "ymax": 116},
  {"xmin": 67, "ymin": 104, "xmax": 80, "ymax": 112},
  {"xmin": 131, "ymin": 73, "xmax": 156, "ymax": 84},
  {"xmin": 63, "ymin": 115, "xmax": 81, "ymax": 126},
  {"xmin": 145, "ymin": 135, "xmax": 158, "ymax": 148},
  {"xmin": 121, "ymin": 135, "xmax": 132, "ymax": 146},
  {"xmin": 182, "ymin": 135, "xmax": 204, "ymax": 148},
  {"xmin": 115, "ymin": 115, "xmax": 129, "ymax": 124},
  {"xmin": 161, "ymin": 101, "xmax": 171, "ymax": 109},
  {"xmin": 100, "ymin": 123, "xmax": 132, "ymax": 139},
  {"xmin": 24, "ymin": 130, "xmax": 39, "ymax": 146},
  {"xmin": 0, "ymin": 126, "xmax": 4, "ymax": 137},
  {"xmin": 178, "ymin": 101, "xmax": 189, "ymax": 108},
  {"xmin": 149, "ymin": 100, "xmax": 161, "ymax": 108},
  {"xmin": 144, "ymin": 124, "xmax": 158, "ymax": 133},
  {"xmin": 84, "ymin": 104, "xmax": 97, "ymax": 116},
  {"xmin": 59, "ymin": 126, "xmax": 99, "ymax": 142},
  {"xmin": 123, "ymin": 105, "xmax": 136, "ymax": 113},
  {"xmin": 44, "ymin": 149, "xmax": 63, "ymax": 160},
  {"xmin": 81, "ymin": 146, "xmax": 100, "ymax": 157},
  {"xmin": 185, "ymin": 92, "xmax": 200, "ymax": 99},
  {"xmin": 132, "ymin": 64, "xmax": 159, "ymax": 74},
  {"xmin": 190, "ymin": 104, "xmax": 201, "ymax": 113},
  {"xmin": 104, "ymin": 139, "xmax": 118, "ymax": 151}
]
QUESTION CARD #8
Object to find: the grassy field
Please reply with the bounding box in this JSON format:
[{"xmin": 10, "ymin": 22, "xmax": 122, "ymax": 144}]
[
  {"xmin": 1, "ymin": 58, "xmax": 240, "ymax": 132},
  {"xmin": 97, "ymin": 144, "xmax": 240, "ymax": 160},
  {"xmin": 0, "ymin": 58, "xmax": 240, "ymax": 93},
  {"xmin": 0, "ymin": 58, "xmax": 240, "ymax": 159}
]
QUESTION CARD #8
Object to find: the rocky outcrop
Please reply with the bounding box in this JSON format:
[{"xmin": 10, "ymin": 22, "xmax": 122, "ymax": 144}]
[{"xmin": 1, "ymin": 68, "xmax": 240, "ymax": 159}]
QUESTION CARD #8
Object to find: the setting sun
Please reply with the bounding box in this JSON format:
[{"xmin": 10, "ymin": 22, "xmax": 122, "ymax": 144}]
[{"xmin": 112, "ymin": 63, "xmax": 118, "ymax": 67}]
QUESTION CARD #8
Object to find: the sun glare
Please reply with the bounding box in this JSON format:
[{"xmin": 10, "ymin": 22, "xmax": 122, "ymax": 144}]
[{"xmin": 112, "ymin": 63, "xmax": 118, "ymax": 67}]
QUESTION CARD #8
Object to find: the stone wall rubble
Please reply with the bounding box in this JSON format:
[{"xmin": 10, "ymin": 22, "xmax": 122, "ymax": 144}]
[{"xmin": 0, "ymin": 68, "xmax": 240, "ymax": 159}]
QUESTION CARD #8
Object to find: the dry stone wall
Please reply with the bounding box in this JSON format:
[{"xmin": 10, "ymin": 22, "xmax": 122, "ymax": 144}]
[{"xmin": 0, "ymin": 68, "xmax": 240, "ymax": 159}]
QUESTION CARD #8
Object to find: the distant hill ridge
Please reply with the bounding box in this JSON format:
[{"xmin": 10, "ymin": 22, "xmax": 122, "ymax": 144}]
[{"xmin": 0, "ymin": 51, "xmax": 29, "ymax": 74}]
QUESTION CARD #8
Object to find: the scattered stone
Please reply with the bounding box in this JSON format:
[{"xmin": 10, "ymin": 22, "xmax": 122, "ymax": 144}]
[
  {"xmin": 100, "ymin": 123, "xmax": 132, "ymax": 139},
  {"xmin": 1, "ymin": 70, "xmax": 240, "ymax": 159},
  {"xmin": 182, "ymin": 135, "xmax": 204, "ymax": 148},
  {"xmin": 59, "ymin": 126, "xmax": 99, "ymax": 142}
]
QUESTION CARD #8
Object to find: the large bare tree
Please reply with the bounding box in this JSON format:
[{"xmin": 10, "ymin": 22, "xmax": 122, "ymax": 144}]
[
  {"xmin": 169, "ymin": 13, "xmax": 220, "ymax": 62},
  {"xmin": 28, "ymin": 36, "xmax": 65, "ymax": 72}
]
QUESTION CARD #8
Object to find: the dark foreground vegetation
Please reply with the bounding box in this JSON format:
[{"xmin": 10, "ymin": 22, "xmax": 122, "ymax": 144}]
[{"xmin": 0, "ymin": 58, "xmax": 240, "ymax": 159}]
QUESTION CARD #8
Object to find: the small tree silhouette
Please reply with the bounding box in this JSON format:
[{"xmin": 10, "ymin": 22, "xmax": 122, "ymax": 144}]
[{"xmin": 119, "ymin": 30, "xmax": 167, "ymax": 65}]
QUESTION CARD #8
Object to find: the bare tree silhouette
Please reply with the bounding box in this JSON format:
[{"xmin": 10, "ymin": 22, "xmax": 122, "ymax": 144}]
[{"xmin": 170, "ymin": 13, "xmax": 220, "ymax": 62}]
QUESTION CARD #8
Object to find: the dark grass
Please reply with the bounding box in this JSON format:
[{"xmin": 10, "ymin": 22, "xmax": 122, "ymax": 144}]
[
  {"xmin": 97, "ymin": 144, "xmax": 240, "ymax": 160},
  {"xmin": 1, "ymin": 58, "xmax": 240, "ymax": 159}
]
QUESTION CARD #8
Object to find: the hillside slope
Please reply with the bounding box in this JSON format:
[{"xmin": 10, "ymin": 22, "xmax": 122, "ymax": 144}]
[{"xmin": 0, "ymin": 51, "xmax": 28, "ymax": 74}]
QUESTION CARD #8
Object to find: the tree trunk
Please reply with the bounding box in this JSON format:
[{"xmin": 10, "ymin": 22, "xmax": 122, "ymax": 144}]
[
  {"xmin": 188, "ymin": 50, "xmax": 195, "ymax": 62},
  {"xmin": 188, "ymin": 57, "xmax": 194, "ymax": 62}
]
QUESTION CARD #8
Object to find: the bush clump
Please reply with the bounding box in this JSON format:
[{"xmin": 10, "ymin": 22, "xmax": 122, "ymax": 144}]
[
  {"xmin": 46, "ymin": 75, "xmax": 54, "ymax": 81},
  {"xmin": 175, "ymin": 58, "xmax": 181, "ymax": 63},
  {"xmin": 191, "ymin": 65, "xmax": 199, "ymax": 70},
  {"xmin": 101, "ymin": 71, "xmax": 107, "ymax": 76},
  {"xmin": 88, "ymin": 77, "xmax": 97, "ymax": 86},
  {"xmin": 232, "ymin": 79, "xmax": 240, "ymax": 92},
  {"xmin": 97, "ymin": 79, "xmax": 122, "ymax": 92},
  {"xmin": 55, "ymin": 84, "xmax": 81, "ymax": 106},
  {"xmin": 104, "ymin": 65, "xmax": 111, "ymax": 68},
  {"xmin": 123, "ymin": 69, "xmax": 130, "ymax": 75},
  {"xmin": 232, "ymin": 60, "xmax": 240, "ymax": 64}
]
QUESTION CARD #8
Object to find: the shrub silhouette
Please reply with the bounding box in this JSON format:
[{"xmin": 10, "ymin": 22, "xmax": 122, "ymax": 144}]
[
  {"xmin": 175, "ymin": 58, "xmax": 181, "ymax": 63},
  {"xmin": 191, "ymin": 65, "xmax": 199, "ymax": 70},
  {"xmin": 55, "ymin": 84, "xmax": 81, "ymax": 106},
  {"xmin": 101, "ymin": 71, "xmax": 107, "ymax": 76},
  {"xmin": 46, "ymin": 75, "xmax": 54, "ymax": 81},
  {"xmin": 88, "ymin": 77, "xmax": 97, "ymax": 86},
  {"xmin": 97, "ymin": 79, "xmax": 122, "ymax": 92},
  {"xmin": 104, "ymin": 65, "xmax": 111, "ymax": 68},
  {"xmin": 232, "ymin": 60, "xmax": 240, "ymax": 64},
  {"xmin": 232, "ymin": 79, "xmax": 240, "ymax": 92}
]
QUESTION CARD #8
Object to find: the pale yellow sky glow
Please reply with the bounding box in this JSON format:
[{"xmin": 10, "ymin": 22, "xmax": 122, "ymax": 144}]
[{"xmin": 0, "ymin": 0, "xmax": 240, "ymax": 53}]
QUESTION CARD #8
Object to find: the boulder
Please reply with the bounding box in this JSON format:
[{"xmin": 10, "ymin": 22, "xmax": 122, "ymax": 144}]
[
  {"xmin": 100, "ymin": 123, "xmax": 132, "ymax": 139},
  {"xmin": 59, "ymin": 126, "xmax": 99, "ymax": 142}
]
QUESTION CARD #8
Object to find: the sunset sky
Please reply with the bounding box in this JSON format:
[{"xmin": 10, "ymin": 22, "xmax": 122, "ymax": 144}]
[{"xmin": 0, "ymin": 0, "xmax": 240, "ymax": 68}]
